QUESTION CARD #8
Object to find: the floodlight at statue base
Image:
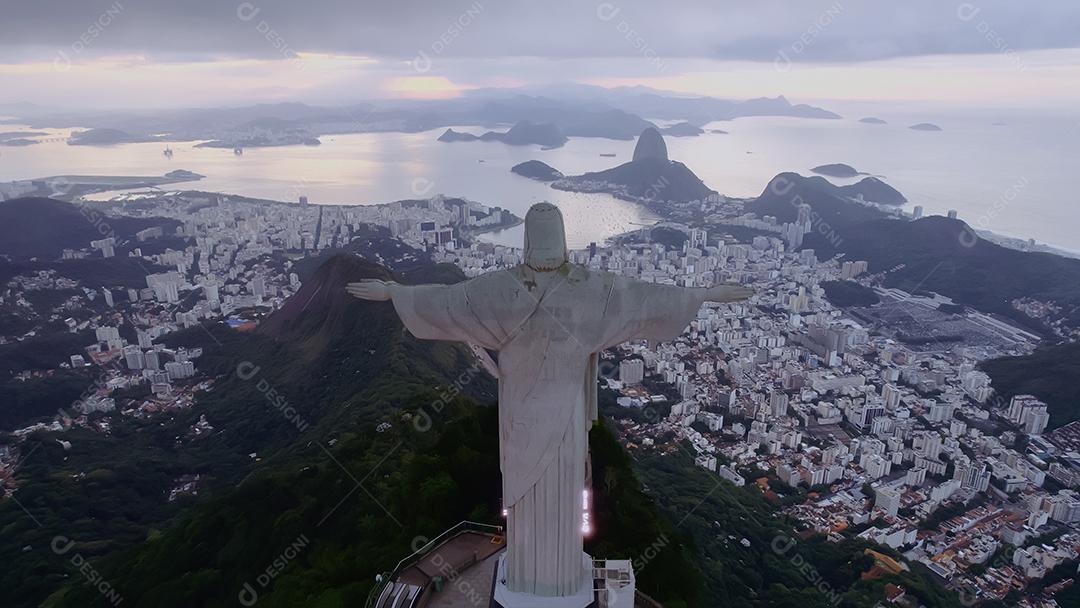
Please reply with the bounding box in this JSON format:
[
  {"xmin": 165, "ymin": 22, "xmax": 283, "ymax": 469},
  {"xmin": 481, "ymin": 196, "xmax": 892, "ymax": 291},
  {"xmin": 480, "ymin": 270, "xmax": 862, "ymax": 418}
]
[{"xmin": 491, "ymin": 552, "xmax": 595, "ymax": 608}]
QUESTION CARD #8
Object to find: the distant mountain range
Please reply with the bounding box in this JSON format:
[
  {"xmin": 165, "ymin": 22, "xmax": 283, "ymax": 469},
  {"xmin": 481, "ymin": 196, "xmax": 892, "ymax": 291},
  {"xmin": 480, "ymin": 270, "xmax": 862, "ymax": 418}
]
[
  {"xmin": 67, "ymin": 128, "xmax": 162, "ymax": 145},
  {"xmin": 468, "ymin": 84, "xmax": 842, "ymax": 123},
  {"xmin": 610, "ymin": 93, "xmax": 842, "ymax": 123},
  {"xmin": 5, "ymin": 86, "xmax": 843, "ymax": 147},
  {"xmin": 437, "ymin": 120, "xmax": 568, "ymax": 148},
  {"xmin": 660, "ymin": 121, "xmax": 705, "ymax": 137}
]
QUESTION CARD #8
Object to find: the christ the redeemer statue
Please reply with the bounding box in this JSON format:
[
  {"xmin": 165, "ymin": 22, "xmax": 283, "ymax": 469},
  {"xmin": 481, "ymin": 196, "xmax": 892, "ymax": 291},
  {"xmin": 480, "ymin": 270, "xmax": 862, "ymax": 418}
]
[{"xmin": 347, "ymin": 203, "xmax": 751, "ymax": 604}]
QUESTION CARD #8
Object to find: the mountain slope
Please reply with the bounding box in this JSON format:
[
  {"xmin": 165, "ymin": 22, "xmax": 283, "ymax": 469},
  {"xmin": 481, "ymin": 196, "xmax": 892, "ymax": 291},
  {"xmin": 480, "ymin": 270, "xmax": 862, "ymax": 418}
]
[
  {"xmin": 633, "ymin": 126, "xmax": 669, "ymax": 161},
  {"xmin": 748, "ymin": 173, "xmax": 1080, "ymax": 333},
  {"xmin": 560, "ymin": 157, "xmax": 714, "ymax": 202},
  {"xmin": 829, "ymin": 216, "xmax": 1080, "ymax": 331},
  {"xmin": 14, "ymin": 248, "xmax": 971, "ymax": 608},
  {"xmin": 747, "ymin": 172, "xmax": 891, "ymax": 239},
  {"xmin": 0, "ymin": 197, "xmax": 179, "ymax": 258},
  {"xmin": 981, "ymin": 341, "xmax": 1080, "ymax": 430},
  {"xmin": 1, "ymin": 252, "xmax": 494, "ymax": 608},
  {"xmin": 838, "ymin": 177, "xmax": 907, "ymax": 204},
  {"xmin": 549, "ymin": 127, "xmax": 715, "ymax": 204}
]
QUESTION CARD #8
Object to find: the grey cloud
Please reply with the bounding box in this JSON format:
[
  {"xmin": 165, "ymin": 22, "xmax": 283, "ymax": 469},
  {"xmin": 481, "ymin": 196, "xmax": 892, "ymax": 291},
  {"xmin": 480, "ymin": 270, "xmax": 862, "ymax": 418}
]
[{"xmin": 2, "ymin": 0, "xmax": 1079, "ymax": 64}]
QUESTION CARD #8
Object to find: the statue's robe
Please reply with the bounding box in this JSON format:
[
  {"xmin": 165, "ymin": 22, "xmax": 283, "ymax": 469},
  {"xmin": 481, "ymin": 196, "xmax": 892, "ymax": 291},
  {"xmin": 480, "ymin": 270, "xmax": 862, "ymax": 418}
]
[{"xmin": 391, "ymin": 263, "xmax": 706, "ymax": 595}]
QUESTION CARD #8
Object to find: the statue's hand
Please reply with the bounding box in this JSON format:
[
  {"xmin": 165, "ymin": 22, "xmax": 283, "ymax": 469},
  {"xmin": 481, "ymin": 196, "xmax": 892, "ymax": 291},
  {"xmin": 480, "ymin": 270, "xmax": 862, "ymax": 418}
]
[
  {"xmin": 706, "ymin": 283, "xmax": 754, "ymax": 303},
  {"xmin": 345, "ymin": 279, "xmax": 395, "ymax": 301}
]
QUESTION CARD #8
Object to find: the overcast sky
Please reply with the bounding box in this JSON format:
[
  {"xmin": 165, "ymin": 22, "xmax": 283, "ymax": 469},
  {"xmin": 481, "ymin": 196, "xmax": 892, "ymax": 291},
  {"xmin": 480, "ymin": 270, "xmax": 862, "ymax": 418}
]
[{"xmin": 1, "ymin": 0, "xmax": 1079, "ymax": 109}]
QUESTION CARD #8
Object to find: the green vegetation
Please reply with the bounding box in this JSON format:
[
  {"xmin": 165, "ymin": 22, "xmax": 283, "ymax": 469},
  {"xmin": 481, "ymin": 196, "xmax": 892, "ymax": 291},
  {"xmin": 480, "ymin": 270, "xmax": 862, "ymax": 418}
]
[
  {"xmin": 749, "ymin": 173, "xmax": 1080, "ymax": 334},
  {"xmin": 650, "ymin": 226, "xmax": 689, "ymax": 249},
  {"xmin": 0, "ymin": 329, "xmax": 95, "ymax": 377},
  {"xmin": 632, "ymin": 446, "xmax": 964, "ymax": 607},
  {"xmin": 822, "ymin": 280, "xmax": 880, "ymax": 307},
  {"xmin": 981, "ymin": 341, "xmax": 1080, "ymax": 429},
  {"xmin": 0, "ymin": 371, "xmax": 91, "ymax": 430},
  {"xmin": 1, "ymin": 255, "xmax": 494, "ymax": 608},
  {"xmin": 1, "ymin": 253, "xmax": 974, "ymax": 607},
  {"xmin": 47, "ymin": 398, "xmax": 502, "ymax": 608},
  {"xmin": 0, "ymin": 197, "xmax": 179, "ymax": 259},
  {"xmin": 587, "ymin": 421, "xmax": 702, "ymax": 605},
  {"xmin": 823, "ymin": 216, "xmax": 1080, "ymax": 334}
]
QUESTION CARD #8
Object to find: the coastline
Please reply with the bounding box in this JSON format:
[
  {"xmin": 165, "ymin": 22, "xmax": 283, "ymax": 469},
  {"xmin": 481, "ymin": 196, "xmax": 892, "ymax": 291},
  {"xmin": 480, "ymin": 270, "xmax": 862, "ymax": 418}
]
[{"xmin": 7, "ymin": 169, "xmax": 1078, "ymax": 263}]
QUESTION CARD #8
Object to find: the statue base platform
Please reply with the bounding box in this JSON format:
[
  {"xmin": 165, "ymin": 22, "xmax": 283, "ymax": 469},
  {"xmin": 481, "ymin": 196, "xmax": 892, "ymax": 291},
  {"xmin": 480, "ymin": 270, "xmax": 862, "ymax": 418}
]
[{"xmin": 491, "ymin": 552, "xmax": 595, "ymax": 608}]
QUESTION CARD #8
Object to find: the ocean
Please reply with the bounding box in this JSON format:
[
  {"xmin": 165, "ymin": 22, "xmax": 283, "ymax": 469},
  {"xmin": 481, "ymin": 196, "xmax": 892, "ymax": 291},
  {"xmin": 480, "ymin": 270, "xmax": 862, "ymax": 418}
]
[{"xmin": 1, "ymin": 112, "xmax": 1077, "ymax": 251}]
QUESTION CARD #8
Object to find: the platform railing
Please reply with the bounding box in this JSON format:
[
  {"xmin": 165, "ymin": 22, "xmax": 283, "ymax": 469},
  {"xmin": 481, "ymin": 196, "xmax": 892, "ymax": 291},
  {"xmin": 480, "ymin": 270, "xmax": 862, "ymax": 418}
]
[{"xmin": 363, "ymin": 520, "xmax": 504, "ymax": 608}]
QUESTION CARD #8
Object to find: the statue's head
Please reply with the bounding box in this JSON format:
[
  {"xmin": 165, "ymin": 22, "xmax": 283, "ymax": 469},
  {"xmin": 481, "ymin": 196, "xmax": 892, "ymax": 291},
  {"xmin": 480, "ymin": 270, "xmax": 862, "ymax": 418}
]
[{"xmin": 523, "ymin": 202, "xmax": 568, "ymax": 272}]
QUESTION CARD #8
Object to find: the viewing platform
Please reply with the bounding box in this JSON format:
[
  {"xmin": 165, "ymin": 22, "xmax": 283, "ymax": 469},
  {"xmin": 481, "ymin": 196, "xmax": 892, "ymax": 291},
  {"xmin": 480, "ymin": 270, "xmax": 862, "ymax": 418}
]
[
  {"xmin": 367, "ymin": 522, "xmax": 644, "ymax": 608},
  {"xmin": 367, "ymin": 521, "xmax": 505, "ymax": 608}
]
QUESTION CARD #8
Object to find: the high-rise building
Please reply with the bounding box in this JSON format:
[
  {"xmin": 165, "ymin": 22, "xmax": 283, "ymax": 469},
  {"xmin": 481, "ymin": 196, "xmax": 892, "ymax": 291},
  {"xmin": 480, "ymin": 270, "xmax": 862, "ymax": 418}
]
[
  {"xmin": 840, "ymin": 260, "xmax": 868, "ymax": 279},
  {"xmin": 928, "ymin": 401, "xmax": 954, "ymax": 423},
  {"xmin": 95, "ymin": 326, "xmax": 121, "ymax": 343},
  {"xmin": 91, "ymin": 237, "xmax": 115, "ymax": 258},
  {"xmin": 769, "ymin": 390, "xmax": 789, "ymax": 417},
  {"xmin": 882, "ymin": 384, "xmax": 901, "ymax": 410},
  {"xmin": 796, "ymin": 203, "xmax": 812, "ymax": 227},
  {"xmin": 689, "ymin": 228, "xmax": 707, "ymax": 249},
  {"xmin": 906, "ymin": 467, "xmax": 927, "ymax": 487},
  {"xmin": 147, "ymin": 272, "xmax": 183, "ymax": 303},
  {"xmin": 165, "ymin": 360, "xmax": 196, "ymax": 380},
  {"xmin": 251, "ymin": 277, "xmax": 266, "ymax": 301},
  {"xmin": 875, "ymin": 487, "xmax": 902, "ymax": 517},
  {"xmin": 957, "ymin": 462, "xmax": 991, "ymax": 492},
  {"xmin": 143, "ymin": 350, "xmax": 160, "ymax": 371},
  {"xmin": 1025, "ymin": 408, "xmax": 1050, "ymax": 435},
  {"xmin": 864, "ymin": 454, "xmax": 892, "ymax": 480},
  {"xmin": 1008, "ymin": 394, "xmax": 1046, "ymax": 422},
  {"xmin": 137, "ymin": 331, "xmax": 153, "ymax": 349},
  {"xmin": 123, "ymin": 345, "xmax": 144, "ymax": 370},
  {"xmin": 619, "ymin": 359, "xmax": 644, "ymax": 385},
  {"xmin": 203, "ymin": 283, "xmax": 220, "ymax": 307},
  {"xmin": 913, "ymin": 431, "xmax": 943, "ymax": 459}
]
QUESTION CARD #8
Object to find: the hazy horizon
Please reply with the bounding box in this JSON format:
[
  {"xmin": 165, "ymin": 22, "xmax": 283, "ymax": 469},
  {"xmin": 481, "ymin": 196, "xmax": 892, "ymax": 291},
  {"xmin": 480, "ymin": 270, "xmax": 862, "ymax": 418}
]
[{"xmin": 2, "ymin": 1, "xmax": 1079, "ymax": 110}]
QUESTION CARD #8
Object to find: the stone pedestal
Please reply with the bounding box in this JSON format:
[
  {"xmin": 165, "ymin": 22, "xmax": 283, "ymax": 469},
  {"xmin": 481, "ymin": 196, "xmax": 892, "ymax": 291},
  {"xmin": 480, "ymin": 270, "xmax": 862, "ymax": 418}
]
[{"xmin": 491, "ymin": 553, "xmax": 595, "ymax": 608}]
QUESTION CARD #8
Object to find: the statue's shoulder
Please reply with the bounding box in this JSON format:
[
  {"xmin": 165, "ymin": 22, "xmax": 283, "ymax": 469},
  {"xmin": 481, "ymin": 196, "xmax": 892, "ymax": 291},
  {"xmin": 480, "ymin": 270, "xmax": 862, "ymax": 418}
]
[
  {"xmin": 503, "ymin": 265, "xmax": 528, "ymax": 282},
  {"xmin": 567, "ymin": 265, "xmax": 622, "ymax": 290},
  {"xmin": 565, "ymin": 263, "xmax": 590, "ymax": 283}
]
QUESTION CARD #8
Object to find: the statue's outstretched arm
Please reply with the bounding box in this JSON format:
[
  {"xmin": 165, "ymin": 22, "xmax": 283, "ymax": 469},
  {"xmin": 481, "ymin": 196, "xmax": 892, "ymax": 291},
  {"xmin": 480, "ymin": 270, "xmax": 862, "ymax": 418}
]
[
  {"xmin": 704, "ymin": 282, "xmax": 754, "ymax": 303},
  {"xmin": 345, "ymin": 278, "xmax": 502, "ymax": 349},
  {"xmin": 345, "ymin": 279, "xmax": 398, "ymax": 301}
]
